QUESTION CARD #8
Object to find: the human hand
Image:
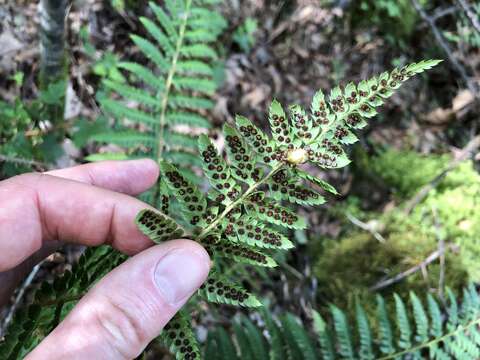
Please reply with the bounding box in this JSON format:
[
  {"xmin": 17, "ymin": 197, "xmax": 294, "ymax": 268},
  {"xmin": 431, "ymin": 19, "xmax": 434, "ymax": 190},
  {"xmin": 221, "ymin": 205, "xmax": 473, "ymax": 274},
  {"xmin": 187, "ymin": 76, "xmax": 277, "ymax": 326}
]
[{"xmin": 0, "ymin": 160, "xmax": 210, "ymax": 359}]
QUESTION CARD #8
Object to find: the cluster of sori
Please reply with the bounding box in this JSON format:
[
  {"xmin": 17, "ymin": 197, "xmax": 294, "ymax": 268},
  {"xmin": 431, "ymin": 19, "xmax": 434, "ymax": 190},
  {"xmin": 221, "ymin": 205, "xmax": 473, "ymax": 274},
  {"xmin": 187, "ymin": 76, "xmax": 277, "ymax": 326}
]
[
  {"xmin": 162, "ymin": 313, "xmax": 201, "ymax": 360},
  {"xmin": 199, "ymin": 277, "xmax": 252, "ymax": 303},
  {"xmin": 224, "ymin": 130, "xmax": 262, "ymax": 182},
  {"xmin": 136, "ymin": 209, "xmax": 184, "ymax": 242},
  {"xmin": 200, "ymin": 232, "xmax": 276, "ymax": 268}
]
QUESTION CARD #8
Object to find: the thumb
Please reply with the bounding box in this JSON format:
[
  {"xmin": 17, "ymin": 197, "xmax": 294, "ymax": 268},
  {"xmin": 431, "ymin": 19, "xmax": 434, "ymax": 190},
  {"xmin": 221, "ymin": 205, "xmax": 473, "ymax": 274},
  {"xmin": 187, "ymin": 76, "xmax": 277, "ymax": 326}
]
[{"xmin": 26, "ymin": 240, "xmax": 210, "ymax": 360}]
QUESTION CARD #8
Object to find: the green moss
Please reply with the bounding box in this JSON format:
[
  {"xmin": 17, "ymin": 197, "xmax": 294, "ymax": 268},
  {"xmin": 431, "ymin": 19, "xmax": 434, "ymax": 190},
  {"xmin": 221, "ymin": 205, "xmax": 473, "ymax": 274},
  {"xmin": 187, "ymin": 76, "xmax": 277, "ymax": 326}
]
[
  {"xmin": 369, "ymin": 149, "xmax": 449, "ymax": 197},
  {"xmin": 312, "ymin": 148, "xmax": 478, "ymax": 320},
  {"xmin": 314, "ymin": 224, "xmax": 467, "ymax": 317}
]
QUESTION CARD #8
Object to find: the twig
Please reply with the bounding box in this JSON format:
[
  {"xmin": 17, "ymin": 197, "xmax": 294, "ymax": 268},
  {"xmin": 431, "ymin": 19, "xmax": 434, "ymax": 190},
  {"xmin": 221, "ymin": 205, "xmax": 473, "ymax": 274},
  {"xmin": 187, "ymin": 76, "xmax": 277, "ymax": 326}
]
[
  {"xmin": 404, "ymin": 135, "xmax": 480, "ymax": 215},
  {"xmin": 369, "ymin": 244, "xmax": 458, "ymax": 292},
  {"xmin": 411, "ymin": 0, "xmax": 479, "ymax": 98},
  {"xmin": 432, "ymin": 206, "xmax": 445, "ymax": 300},
  {"xmin": 431, "ymin": 6, "xmax": 458, "ymax": 22},
  {"xmin": 0, "ymin": 155, "xmax": 51, "ymax": 169},
  {"xmin": 0, "ymin": 264, "xmax": 42, "ymax": 337},
  {"xmin": 346, "ymin": 213, "xmax": 385, "ymax": 243},
  {"xmin": 455, "ymin": 0, "xmax": 480, "ymax": 36},
  {"xmin": 279, "ymin": 261, "xmax": 304, "ymax": 281}
]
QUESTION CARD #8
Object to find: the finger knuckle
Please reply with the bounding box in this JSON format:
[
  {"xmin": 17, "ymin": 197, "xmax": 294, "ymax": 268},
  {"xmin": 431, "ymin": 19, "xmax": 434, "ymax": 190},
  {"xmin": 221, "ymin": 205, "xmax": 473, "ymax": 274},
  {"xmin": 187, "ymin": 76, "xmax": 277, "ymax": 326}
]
[{"xmin": 93, "ymin": 296, "xmax": 149, "ymax": 359}]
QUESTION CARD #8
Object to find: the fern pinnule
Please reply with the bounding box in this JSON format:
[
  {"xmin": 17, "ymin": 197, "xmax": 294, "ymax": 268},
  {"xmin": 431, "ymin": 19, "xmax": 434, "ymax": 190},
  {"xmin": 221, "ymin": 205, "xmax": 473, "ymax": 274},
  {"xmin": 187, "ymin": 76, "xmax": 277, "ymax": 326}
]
[{"xmin": 161, "ymin": 310, "xmax": 201, "ymax": 360}]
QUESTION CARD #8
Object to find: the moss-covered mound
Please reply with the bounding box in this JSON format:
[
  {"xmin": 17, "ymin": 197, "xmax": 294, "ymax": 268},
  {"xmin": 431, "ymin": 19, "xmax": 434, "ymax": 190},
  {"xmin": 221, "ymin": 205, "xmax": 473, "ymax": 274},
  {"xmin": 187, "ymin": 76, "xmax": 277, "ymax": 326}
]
[{"xmin": 312, "ymin": 148, "xmax": 479, "ymax": 318}]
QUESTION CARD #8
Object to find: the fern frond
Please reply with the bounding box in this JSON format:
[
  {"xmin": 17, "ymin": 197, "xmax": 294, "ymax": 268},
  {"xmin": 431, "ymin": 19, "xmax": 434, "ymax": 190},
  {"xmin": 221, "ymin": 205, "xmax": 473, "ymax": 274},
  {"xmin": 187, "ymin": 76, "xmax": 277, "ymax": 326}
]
[
  {"xmin": 204, "ymin": 285, "xmax": 480, "ymax": 360},
  {"xmin": 93, "ymin": 0, "xmax": 226, "ymax": 175},
  {"xmin": 313, "ymin": 310, "xmax": 335, "ymax": 360},
  {"xmin": 144, "ymin": 61, "xmax": 439, "ymax": 359},
  {"xmin": 261, "ymin": 308, "xmax": 284, "ymax": 360},
  {"xmin": 331, "ymin": 305, "xmax": 355, "ymax": 359},
  {"xmin": 319, "ymin": 286, "xmax": 480, "ymax": 359},
  {"xmin": 0, "ymin": 247, "xmax": 127, "ymax": 359},
  {"xmin": 355, "ymin": 300, "xmax": 374, "ymax": 360},
  {"xmin": 281, "ymin": 314, "xmax": 317, "ymax": 360},
  {"xmin": 135, "ymin": 209, "xmax": 185, "ymax": 243},
  {"xmin": 376, "ymin": 294, "xmax": 395, "ymax": 355},
  {"xmin": 394, "ymin": 293, "xmax": 412, "ymax": 350}
]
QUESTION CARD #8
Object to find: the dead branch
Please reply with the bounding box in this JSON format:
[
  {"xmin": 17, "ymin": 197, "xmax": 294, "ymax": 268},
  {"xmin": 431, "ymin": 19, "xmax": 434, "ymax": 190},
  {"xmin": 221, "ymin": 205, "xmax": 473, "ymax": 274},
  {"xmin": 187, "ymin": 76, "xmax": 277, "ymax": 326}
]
[
  {"xmin": 431, "ymin": 6, "xmax": 458, "ymax": 22},
  {"xmin": 411, "ymin": 0, "xmax": 479, "ymax": 99},
  {"xmin": 369, "ymin": 244, "xmax": 459, "ymax": 292},
  {"xmin": 0, "ymin": 155, "xmax": 51, "ymax": 170},
  {"xmin": 0, "ymin": 264, "xmax": 42, "ymax": 337},
  {"xmin": 432, "ymin": 206, "xmax": 446, "ymax": 300},
  {"xmin": 404, "ymin": 135, "xmax": 480, "ymax": 215},
  {"xmin": 346, "ymin": 213, "xmax": 385, "ymax": 243},
  {"xmin": 456, "ymin": 0, "xmax": 480, "ymax": 36}
]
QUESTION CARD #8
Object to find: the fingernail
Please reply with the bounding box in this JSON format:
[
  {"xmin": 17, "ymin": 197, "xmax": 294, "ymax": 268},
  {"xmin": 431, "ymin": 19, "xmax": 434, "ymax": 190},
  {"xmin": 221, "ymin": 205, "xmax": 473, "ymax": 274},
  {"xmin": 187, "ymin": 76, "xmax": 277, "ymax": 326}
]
[{"xmin": 154, "ymin": 248, "xmax": 210, "ymax": 305}]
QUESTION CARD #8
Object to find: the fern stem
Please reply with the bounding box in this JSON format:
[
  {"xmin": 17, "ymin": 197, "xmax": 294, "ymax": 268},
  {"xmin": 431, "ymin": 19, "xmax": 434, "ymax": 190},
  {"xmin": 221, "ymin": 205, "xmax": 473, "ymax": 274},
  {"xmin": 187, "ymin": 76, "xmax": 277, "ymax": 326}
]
[
  {"xmin": 377, "ymin": 317, "xmax": 480, "ymax": 359},
  {"xmin": 197, "ymin": 163, "xmax": 285, "ymax": 240},
  {"xmin": 156, "ymin": 0, "xmax": 193, "ymax": 162}
]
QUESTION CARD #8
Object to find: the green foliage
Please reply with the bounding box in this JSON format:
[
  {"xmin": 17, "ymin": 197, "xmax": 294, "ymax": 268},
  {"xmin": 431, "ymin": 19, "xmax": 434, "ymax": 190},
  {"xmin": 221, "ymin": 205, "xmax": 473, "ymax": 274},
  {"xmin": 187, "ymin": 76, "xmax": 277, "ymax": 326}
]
[
  {"xmin": 0, "ymin": 89, "xmax": 66, "ymax": 178},
  {"xmin": 348, "ymin": 0, "xmax": 427, "ymax": 47},
  {"xmin": 0, "ymin": 100, "xmax": 36, "ymax": 176},
  {"xmin": 89, "ymin": 0, "xmax": 227, "ymax": 194},
  {"xmin": 1, "ymin": 60, "xmax": 440, "ymax": 359},
  {"xmin": 369, "ymin": 149, "xmax": 450, "ymax": 197},
  {"xmin": 312, "ymin": 147, "xmax": 480, "ymax": 321},
  {"xmin": 233, "ymin": 18, "xmax": 258, "ymax": 53},
  {"xmin": 313, "ymin": 224, "xmax": 468, "ymax": 318},
  {"xmin": 444, "ymin": 3, "xmax": 480, "ymax": 48},
  {"xmin": 205, "ymin": 285, "xmax": 480, "ymax": 359},
  {"xmin": 0, "ymin": 247, "xmax": 127, "ymax": 359}
]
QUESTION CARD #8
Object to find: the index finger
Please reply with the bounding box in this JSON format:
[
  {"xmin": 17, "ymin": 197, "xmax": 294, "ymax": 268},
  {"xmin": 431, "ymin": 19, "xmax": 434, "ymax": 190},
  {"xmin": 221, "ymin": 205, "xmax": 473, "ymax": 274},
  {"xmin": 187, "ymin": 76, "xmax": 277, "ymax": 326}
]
[{"xmin": 0, "ymin": 172, "xmax": 158, "ymax": 272}]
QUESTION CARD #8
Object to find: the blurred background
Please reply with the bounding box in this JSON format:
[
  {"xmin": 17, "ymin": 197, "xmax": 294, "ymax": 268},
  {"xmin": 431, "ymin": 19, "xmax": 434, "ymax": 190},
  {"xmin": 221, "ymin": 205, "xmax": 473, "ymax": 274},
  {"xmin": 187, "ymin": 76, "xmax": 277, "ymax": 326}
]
[{"xmin": 0, "ymin": 0, "xmax": 479, "ymax": 358}]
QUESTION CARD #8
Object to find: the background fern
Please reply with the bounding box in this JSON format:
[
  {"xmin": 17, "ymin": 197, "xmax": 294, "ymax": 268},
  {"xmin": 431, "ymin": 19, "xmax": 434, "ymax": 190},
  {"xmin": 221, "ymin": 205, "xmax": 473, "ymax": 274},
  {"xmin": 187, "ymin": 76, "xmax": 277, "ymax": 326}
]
[
  {"xmin": 0, "ymin": 247, "xmax": 126, "ymax": 359},
  {"xmin": 89, "ymin": 0, "xmax": 226, "ymax": 193},
  {"xmin": 204, "ymin": 285, "xmax": 480, "ymax": 360}
]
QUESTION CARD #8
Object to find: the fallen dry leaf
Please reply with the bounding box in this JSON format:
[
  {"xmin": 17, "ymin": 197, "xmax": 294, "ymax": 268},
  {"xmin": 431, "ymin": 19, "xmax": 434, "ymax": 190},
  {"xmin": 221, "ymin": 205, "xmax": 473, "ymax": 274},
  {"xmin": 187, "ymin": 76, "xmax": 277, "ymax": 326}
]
[{"xmin": 423, "ymin": 89, "xmax": 474, "ymax": 125}]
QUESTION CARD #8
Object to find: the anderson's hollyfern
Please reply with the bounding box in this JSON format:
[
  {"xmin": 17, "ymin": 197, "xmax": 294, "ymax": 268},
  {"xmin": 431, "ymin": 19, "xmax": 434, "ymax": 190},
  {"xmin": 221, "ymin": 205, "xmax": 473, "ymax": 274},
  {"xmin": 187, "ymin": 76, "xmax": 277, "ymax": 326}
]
[
  {"xmin": 133, "ymin": 60, "xmax": 442, "ymax": 358},
  {"xmin": 0, "ymin": 60, "xmax": 442, "ymax": 359},
  {"xmin": 205, "ymin": 285, "xmax": 480, "ymax": 360},
  {"xmin": 90, "ymin": 0, "xmax": 226, "ymax": 187}
]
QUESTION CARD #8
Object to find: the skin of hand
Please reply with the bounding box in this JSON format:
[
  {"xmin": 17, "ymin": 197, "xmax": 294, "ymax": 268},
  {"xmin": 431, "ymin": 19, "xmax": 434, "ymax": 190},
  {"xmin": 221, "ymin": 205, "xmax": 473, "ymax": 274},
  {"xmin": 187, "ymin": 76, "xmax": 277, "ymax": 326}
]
[{"xmin": 0, "ymin": 159, "xmax": 211, "ymax": 359}]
